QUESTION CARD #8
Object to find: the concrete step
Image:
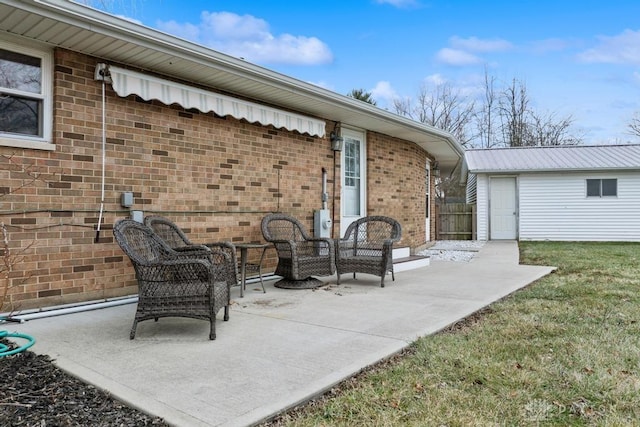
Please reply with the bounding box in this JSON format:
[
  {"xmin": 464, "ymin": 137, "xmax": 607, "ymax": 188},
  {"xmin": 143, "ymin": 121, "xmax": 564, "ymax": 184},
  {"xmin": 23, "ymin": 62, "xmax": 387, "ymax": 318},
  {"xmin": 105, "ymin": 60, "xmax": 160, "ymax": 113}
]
[{"xmin": 393, "ymin": 254, "xmax": 430, "ymax": 272}]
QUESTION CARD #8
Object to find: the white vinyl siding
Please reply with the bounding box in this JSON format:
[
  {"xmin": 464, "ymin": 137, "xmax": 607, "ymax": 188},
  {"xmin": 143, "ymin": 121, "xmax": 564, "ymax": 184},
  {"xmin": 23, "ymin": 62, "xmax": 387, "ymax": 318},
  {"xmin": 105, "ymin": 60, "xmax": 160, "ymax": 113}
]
[
  {"xmin": 475, "ymin": 174, "xmax": 489, "ymax": 240},
  {"xmin": 519, "ymin": 172, "xmax": 640, "ymax": 241},
  {"xmin": 466, "ymin": 173, "xmax": 477, "ymax": 204}
]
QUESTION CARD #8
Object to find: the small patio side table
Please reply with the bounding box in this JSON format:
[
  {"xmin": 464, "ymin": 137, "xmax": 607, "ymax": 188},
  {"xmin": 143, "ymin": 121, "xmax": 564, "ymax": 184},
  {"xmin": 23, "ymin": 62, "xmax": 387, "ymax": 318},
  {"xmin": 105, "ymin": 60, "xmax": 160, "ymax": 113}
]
[{"xmin": 235, "ymin": 243, "xmax": 271, "ymax": 297}]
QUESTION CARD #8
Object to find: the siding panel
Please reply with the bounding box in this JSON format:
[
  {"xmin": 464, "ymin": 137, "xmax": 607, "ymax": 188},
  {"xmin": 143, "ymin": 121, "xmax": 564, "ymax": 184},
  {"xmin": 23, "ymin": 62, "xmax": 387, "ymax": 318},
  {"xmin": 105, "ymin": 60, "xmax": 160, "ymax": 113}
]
[
  {"xmin": 519, "ymin": 172, "xmax": 640, "ymax": 241},
  {"xmin": 476, "ymin": 174, "xmax": 489, "ymax": 240}
]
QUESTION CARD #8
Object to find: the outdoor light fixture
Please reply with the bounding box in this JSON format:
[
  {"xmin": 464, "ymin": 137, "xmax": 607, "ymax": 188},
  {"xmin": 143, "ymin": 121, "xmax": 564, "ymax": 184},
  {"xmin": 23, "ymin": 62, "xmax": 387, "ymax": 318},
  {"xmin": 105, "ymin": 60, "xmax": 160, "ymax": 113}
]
[
  {"xmin": 330, "ymin": 131, "xmax": 344, "ymax": 151},
  {"xmin": 433, "ymin": 161, "xmax": 440, "ymax": 177}
]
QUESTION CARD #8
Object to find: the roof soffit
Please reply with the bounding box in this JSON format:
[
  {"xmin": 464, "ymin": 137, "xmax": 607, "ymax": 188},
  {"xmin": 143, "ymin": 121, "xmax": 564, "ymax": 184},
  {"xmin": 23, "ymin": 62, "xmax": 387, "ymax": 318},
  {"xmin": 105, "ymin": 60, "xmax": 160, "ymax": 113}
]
[{"xmin": 0, "ymin": 0, "xmax": 464, "ymax": 170}]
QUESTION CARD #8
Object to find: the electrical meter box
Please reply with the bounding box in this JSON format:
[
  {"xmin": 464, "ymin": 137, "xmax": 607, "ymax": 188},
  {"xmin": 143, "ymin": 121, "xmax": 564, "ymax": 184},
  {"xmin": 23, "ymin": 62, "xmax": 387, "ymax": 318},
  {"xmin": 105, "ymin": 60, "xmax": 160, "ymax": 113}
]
[{"xmin": 313, "ymin": 209, "xmax": 332, "ymax": 238}]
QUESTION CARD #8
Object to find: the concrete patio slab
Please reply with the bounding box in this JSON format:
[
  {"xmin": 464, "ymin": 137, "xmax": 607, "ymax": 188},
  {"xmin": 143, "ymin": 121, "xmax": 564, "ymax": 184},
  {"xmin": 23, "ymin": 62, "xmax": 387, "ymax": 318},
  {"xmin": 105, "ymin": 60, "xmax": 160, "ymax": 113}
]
[{"xmin": 9, "ymin": 241, "xmax": 555, "ymax": 427}]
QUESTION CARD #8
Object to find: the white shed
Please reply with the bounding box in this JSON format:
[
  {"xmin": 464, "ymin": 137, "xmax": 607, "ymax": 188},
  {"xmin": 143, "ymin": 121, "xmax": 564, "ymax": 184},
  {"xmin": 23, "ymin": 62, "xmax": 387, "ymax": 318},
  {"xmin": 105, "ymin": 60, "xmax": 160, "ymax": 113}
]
[{"xmin": 464, "ymin": 145, "xmax": 640, "ymax": 241}]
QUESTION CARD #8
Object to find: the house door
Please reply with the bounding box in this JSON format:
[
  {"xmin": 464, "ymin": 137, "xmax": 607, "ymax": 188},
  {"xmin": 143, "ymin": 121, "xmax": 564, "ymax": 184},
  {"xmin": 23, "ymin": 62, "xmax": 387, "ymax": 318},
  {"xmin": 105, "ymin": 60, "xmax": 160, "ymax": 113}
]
[
  {"xmin": 340, "ymin": 128, "xmax": 366, "ymax": 237},
  {"xmin": 490, "ymin": 177, "xmax": 517, "ymax": 240}
]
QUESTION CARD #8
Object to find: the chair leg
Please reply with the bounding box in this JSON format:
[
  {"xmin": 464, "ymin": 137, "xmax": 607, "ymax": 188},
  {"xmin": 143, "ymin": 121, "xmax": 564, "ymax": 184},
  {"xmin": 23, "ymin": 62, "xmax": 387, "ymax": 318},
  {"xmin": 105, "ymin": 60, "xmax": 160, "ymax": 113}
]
[
  {"xmin": 258, "ymin": 250, "xmax": 267, "ymax": 293},
  {"xmin": 130, "ymin": 320, "xmax": 138, "ymax": 340},
  {"xmin": 258, "ymin": 273, "xmax": 266, "ymax": 293},
  {"xmin": 210, "ymin": 318, "xmax": 216, "ymax": 340}
]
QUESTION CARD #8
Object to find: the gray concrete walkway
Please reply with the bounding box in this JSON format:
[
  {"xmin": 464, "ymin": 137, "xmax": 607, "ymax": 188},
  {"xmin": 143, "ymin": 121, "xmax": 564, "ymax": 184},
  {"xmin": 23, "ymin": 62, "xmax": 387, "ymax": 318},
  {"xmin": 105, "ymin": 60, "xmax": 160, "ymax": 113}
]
[{"xmin": 10, "ymin": 241, "xmax": 554, "ymax": 427}]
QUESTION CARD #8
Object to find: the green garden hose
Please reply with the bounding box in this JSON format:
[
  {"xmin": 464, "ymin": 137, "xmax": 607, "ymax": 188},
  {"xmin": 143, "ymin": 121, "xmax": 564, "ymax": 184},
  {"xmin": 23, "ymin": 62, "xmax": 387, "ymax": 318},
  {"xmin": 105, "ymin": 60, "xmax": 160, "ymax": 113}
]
[{"xmin": 0, "ymin": 330, "xmax": 35, "ymax": 357}]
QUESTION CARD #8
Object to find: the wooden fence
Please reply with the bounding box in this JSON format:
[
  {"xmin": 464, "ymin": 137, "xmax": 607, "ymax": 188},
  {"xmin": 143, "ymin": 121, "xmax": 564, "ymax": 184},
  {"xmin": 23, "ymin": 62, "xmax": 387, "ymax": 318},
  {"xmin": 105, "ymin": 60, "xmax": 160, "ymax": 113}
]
[{"xmin": 435, "ymin": 202, "xmax": 476, "ymax": 240}]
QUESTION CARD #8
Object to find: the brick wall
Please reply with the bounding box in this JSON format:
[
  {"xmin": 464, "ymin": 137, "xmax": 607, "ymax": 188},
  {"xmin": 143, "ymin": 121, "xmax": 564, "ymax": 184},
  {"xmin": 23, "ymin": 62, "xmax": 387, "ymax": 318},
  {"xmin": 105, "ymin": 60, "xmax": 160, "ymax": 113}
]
[
  {"xmin": 0, "ymin": 48, "xmax": 435, "ymax": 310},
  {"xmin": 366, "ymin": 132, "xmax": 432, "ymax": 247}
]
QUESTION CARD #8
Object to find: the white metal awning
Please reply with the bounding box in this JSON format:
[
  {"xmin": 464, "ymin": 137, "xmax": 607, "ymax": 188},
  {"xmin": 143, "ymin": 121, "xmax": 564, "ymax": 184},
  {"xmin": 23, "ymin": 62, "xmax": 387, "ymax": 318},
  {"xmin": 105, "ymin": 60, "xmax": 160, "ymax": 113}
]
[{"xmin": 96, "ymin": 64, "xmax": 326, "ymax": 137}]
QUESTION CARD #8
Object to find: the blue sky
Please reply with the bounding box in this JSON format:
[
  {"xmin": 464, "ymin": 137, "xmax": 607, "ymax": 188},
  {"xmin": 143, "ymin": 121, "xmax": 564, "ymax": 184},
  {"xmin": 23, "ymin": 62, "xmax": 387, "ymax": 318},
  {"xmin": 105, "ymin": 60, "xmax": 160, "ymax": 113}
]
[{"xmin": 88, "ymin": 0, "xmax": 640, "ymax": 145}]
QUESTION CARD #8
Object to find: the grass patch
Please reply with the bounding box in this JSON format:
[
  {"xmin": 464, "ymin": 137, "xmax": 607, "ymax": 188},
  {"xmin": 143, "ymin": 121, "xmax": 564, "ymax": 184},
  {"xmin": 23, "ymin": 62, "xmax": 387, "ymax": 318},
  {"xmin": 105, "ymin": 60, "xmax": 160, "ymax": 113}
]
[{"xmin": 266, "ymin": 241, "xmax": 640, "ymax": 426}]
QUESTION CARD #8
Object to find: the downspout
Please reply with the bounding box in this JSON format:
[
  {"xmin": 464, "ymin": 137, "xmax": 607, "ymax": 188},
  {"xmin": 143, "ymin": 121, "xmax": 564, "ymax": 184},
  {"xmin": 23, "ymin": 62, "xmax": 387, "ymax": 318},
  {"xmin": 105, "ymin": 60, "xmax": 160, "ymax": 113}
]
[
  {"xmin": 94, "ymin": 63, "xmax": 111, "ymax": 242},
  {"xmin": 321, "ymin": 167, "xmax": 328, "ymax": 210}
]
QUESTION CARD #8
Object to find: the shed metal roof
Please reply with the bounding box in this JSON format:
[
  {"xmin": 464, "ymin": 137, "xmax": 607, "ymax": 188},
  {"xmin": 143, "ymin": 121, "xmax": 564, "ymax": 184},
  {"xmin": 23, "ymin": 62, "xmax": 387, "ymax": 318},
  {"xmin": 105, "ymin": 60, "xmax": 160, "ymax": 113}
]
[
  {"xmin": 464, "ymin": 145, "xmax": 640, "ymax": 174},
  {"xmin": 0, "ymin": 0, "xmax": 464, "ymax": 173}
]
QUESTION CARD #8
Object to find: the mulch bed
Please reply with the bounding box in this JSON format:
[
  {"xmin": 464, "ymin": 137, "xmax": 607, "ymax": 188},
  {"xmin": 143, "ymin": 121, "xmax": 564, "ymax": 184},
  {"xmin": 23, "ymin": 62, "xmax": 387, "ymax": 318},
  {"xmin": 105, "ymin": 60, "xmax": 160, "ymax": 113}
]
[{"xmin": 0, "ymin": 338, "xmax": 169, "ymax": 427}]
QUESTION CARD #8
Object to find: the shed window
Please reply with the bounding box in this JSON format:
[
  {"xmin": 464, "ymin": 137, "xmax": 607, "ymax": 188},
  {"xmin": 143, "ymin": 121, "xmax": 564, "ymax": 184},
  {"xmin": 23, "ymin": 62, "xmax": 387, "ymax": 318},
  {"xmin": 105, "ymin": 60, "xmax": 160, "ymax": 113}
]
[
  {"xmin": 0, "ymin": 41, "xmax": 52, "ymax": 147},
  {"xmin": 586, "ymin": 179, "xmax": 617, "ymax": 197}
]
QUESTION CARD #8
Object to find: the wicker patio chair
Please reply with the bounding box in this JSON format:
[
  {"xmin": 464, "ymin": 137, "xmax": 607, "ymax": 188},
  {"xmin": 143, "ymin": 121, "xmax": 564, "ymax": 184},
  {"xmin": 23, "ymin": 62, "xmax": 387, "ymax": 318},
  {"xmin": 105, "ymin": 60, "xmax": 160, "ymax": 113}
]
[
  {"xmin": 261, "ymin": 213, "xmax": 335, "ymax": 289},
  {"xmin": 336, "ymin": 216, "xmax": 402, "ymax": 287},
  {"xmin": 113, "ymin": 219, "xmax": 230, "ymax": 340},
  {"xmin": 143, "ymin": 215, "xmax": 239, "ymax": 291}
]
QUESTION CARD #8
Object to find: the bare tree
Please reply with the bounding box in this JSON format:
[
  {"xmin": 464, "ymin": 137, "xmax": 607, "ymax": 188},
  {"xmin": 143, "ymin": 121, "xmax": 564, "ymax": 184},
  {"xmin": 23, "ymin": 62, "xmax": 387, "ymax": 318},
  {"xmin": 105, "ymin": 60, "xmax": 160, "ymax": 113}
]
[
  {"xmin": 628, "ymin": 112, "xmax": 640, "ymax": 138},
  {"xmin": 393, "ymin": 82, "xmax": 475, "ymax": 148},
  {"xmin": 493, "ymin": 77, "xmax": 581, "ymax": 147},
  {"xmin": 498, "ymin": 78, "xmax": 530, "ymax": 147},
  {"xmin": 528, "ymin": 110, "xmax": 581, "ymax": 146},
  {"xmin": 474, "ymin": 67, "xmax": 499, "ymax": 148}
]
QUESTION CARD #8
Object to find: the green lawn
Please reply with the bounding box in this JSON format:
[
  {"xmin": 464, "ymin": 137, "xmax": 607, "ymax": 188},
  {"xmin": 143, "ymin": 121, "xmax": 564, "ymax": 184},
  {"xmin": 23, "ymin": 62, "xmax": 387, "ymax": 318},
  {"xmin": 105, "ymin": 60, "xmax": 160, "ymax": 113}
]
[{"xmin": 268, "ymin": 241, "xmax": 640, "ymax": 426}]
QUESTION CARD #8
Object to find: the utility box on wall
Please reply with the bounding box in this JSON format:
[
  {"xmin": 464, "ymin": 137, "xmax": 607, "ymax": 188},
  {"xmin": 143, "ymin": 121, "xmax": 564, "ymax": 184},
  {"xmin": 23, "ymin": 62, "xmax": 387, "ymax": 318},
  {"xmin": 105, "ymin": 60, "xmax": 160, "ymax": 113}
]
[{"xmin": 314, "ymin": 209, "xmax": 332, "ymax": 238}]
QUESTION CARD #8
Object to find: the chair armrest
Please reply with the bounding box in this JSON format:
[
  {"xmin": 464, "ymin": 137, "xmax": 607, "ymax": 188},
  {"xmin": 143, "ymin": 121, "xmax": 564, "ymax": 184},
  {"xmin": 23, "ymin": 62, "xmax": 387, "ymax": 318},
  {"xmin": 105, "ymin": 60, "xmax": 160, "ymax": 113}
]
[
  {"xmin": 295, "ymin": 238, "xmax": 334, "ymax": 256},
  {"xmin": 204, "ymin": 242, "xmax": 237, "ymax": 264},
  {"xmin": 171, "ymin": 245, "xmax": 212, "ymax": 261},
  {"xmin": 173, "ymin": 244, "xmax": 211, "ymax": 253},
  {"xmin": 203, "ymin": 242, "xmax": 239, "ymax": 287},
  {"xmin": 204, "ymin": 241, "xmax": 236, "ymax": 253},
  {"xmin": 138, "ymin": 258, "xmax": 217, "ymax": 284}
]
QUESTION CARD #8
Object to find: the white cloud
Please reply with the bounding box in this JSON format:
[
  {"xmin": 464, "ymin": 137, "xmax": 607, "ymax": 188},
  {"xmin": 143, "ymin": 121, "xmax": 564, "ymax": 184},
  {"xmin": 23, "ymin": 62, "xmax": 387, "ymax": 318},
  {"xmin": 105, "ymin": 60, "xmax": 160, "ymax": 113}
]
[
  {"xmin": 435, "ymin": 36, "xmax": 512, "ymax": 66},
  {"xmin": 370, "ymin": 81, "xmax": 398, "ymax": 104},
  {"xmin": 529, "ymin": 38, "xmax": 574, "ymax": 54},
  {"xmin": 156, "ymin": 11, "xmax": 333, "ymax": 65},
  {"xmin": 577, "ymin": 29, "xmax": 640, "ymax": 65},
  {"xmin": 436, "ymin": 48, "xmax": 482, "ymax": 66},
  {"xmin": 449, "ymin": 36, "xmax": 512, "ymax": 53},
  {"xmin": 424, "ymin": 73, "xmax": 447, "ymax": 85}
]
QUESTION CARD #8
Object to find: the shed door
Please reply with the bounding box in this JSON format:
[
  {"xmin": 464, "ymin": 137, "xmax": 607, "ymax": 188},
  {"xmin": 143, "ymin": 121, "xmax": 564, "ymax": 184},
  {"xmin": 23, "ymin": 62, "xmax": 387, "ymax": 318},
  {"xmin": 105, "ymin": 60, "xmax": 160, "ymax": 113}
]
[{"xmin": 490, "ymin": 177, "xmax": 517, "ymax": 240}]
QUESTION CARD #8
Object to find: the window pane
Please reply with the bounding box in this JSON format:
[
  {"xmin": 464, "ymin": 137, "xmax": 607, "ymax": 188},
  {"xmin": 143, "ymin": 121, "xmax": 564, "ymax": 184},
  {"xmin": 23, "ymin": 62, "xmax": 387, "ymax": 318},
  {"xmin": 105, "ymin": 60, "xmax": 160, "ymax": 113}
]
[
  {"xmin": 586, "ymin": 179, "xmax": 600, "ymax": 197},
  {"xmin": 602, "ymin": 179, "xmax": 617, "ymax": 196},
  {"xmin": 0, "ymin": 95, "xmax": 41, "ymax": 135},
  {"xmin": 425, "ymin": 195, "xmax": 429, "ymax": 218},
  {"xmin": 426, "ymin": 167, "xmax": 430, "ymax": 218},
  {"xmin": 0, "ymin": 48, "xmax": 41, "ymax": 93},
  {"xmin": 343, "ymin": 137, "xmax": 361, "ymax": 216}
]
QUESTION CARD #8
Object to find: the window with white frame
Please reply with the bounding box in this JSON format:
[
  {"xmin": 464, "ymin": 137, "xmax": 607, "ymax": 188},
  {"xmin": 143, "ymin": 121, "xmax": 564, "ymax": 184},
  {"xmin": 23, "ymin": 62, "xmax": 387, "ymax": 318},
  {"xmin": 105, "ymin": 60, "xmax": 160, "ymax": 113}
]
[
  {"xmin": 586, "ymin": 178, "xmax": 617, "ymax": 197},
  {"xmin": 0, "ymin": 41, "xmax": 52, "ymax": 146}
]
